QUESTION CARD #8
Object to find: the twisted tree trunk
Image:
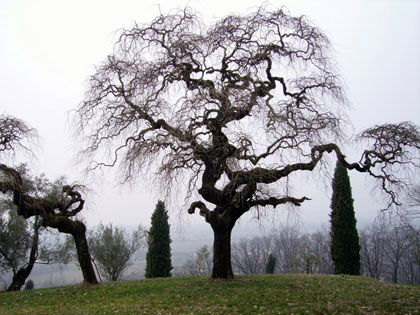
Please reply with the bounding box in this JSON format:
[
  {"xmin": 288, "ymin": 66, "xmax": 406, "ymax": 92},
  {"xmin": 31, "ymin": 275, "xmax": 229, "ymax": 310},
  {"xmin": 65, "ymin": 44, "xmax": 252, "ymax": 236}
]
[
  {"xmin": 41, "ymin": 216, "xmax": 98, "ymax": 284},
  {"xmin": 7, "ymin": 225, "xmax": 40, "ymax": 291}
]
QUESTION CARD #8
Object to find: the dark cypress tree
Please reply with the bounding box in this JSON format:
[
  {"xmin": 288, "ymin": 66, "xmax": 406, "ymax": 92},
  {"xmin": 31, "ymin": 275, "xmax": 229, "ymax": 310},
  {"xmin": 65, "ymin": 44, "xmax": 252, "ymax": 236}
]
[
  {"xmin": 265, "ymin": 254, "xmax": 276, "ymax": 274},
  {"xmin": 330, "ymin": 160, "xmax": 361, "ymax": 275},
  {"xmin": 145, "ymin": 200, "xmax": 173, "ymax": 278}
]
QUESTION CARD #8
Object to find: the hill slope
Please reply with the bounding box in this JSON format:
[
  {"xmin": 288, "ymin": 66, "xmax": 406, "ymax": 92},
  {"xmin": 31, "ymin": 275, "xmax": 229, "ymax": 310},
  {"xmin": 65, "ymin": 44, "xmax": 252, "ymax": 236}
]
[{"xmin": 1, "ymin": 274, "xmax": 419, "ymax": 314}]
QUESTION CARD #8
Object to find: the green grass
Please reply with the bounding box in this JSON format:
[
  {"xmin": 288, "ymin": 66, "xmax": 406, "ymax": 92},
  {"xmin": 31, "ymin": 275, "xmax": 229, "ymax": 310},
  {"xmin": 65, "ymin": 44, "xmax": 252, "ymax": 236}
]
[{"xmin": 1, "ymin": 274, "xmax": 419, "ymax": 314}]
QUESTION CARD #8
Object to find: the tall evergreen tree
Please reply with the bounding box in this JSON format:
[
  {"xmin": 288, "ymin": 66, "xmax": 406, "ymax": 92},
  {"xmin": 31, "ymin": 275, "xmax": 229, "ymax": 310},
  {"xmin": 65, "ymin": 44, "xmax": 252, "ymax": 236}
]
[
  {"xmin": 330, "ymin": 161, "xmax": 361, "ymax": 275},
  {"xmin": 145, "ymin": 200, "xmax": 172, "ymax": 278}
]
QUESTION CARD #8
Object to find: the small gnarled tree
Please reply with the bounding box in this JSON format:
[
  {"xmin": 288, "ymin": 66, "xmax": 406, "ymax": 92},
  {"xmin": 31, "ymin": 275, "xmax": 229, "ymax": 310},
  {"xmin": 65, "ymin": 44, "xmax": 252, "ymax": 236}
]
[
  {"xmin": 0, "ymin": 166, "xmax": 73, "ymax": 291},
  {"xmin": 75, "ymin": 7, "xmax": 420, "ymax": 278},
  {"xmin": 0, "ymin": 114, "xmax": 98, "ymax": 284}
]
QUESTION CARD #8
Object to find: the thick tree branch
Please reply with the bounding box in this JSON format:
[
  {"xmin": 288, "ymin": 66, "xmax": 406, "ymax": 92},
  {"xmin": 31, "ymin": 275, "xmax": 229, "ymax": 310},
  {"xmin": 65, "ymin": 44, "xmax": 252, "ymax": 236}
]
[
  {"xmin": 188, "ymin": 201, "xmax": 210, "ymax": 216},
  {"xmin": 248, "ymin": 196, "xmax": 311, "ymax": 208}
]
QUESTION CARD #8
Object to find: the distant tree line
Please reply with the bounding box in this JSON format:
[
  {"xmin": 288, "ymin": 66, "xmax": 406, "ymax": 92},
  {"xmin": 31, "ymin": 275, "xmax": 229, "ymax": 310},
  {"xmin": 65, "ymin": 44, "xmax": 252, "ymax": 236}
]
[{"xmin": 176, "ymin": 215, "xmax": 420, "ymax": 285}]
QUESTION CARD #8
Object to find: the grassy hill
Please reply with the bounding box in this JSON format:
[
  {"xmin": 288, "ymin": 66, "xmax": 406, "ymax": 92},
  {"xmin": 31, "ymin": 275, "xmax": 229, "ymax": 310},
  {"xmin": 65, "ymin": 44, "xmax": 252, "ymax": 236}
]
[{"xmin": 1, "ymin": 274, "xmax": 419, "ymax": 314}]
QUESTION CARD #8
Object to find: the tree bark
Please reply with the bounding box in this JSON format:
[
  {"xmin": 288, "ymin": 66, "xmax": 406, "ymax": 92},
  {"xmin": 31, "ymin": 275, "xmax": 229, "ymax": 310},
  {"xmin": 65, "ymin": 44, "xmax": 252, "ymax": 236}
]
[
  {"xmin": 211, "ymin": 223, "xmax": 234, "ymax": 279},
  {"xmin": 7, "ymin": 264, "xmax": 35, "ymax": 292},
  {"xmin": 7, "ymin": 225, "xmax": 39, "ymax": 291},
  {"xmin": 72, "ymin": 227, "xmax": 98, "ymax": 284},
  {"xmin": 41, "ymin": 216, "xmax": 98, "ymax": 284},
  {"xmin": 7, "ymin": 268, "xmax": 33, "ymax": 291}
]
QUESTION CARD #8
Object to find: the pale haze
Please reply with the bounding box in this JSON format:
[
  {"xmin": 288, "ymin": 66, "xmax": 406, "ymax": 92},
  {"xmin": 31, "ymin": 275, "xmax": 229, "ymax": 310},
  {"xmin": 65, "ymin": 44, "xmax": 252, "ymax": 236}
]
[{"xmin": 0, "ymin": 0, "xmax": 419, "ymax": 239}]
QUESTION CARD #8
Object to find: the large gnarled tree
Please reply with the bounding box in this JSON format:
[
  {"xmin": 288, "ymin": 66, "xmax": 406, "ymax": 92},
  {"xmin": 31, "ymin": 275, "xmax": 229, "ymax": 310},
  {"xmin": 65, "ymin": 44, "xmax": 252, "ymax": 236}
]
[{"xmin": 75, "ymin": 8, "xmax": 420, "ymax": 278}]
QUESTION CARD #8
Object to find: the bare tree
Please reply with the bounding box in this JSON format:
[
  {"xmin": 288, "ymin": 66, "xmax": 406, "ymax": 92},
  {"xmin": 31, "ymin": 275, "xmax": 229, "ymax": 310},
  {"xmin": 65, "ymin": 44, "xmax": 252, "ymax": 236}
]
[
  {"xmin": 309, "ymin": 230, "xmax": 334, "ymax": 274},
  {"xmin": 359, "ymin": 223, "xmax": 386, "ymax": 280},
  {"xmin": 272, "ymin": 225, "xmax": 304, "ymax": 273},
  {"xmin": 399, "ymin": 226, "xmax": 420, "ymax": 284},
  {"xmin": 300, "ymin": 234, "xmax": 322, "ymax": 274},
  {"xmin": 232, "ymin": 236, "xmax": 272, "ymax": 274},
  {"xmin": 382, "ymin": 220, "xmax": 412, "ymax": 283},
  {"xmin": 0, "ymin": 114, "xmax": 37, "ymax": 159},
  {"xmin": 75, "ymin": 7, "xmax": 420, "ymax": 278},
  {"xmin": 178, "ymin": 245, "xmax": 213, "ymax": 277},
  {"xmin": 359, "ymin": 215, "xmax": 420, "ymax": 284}
]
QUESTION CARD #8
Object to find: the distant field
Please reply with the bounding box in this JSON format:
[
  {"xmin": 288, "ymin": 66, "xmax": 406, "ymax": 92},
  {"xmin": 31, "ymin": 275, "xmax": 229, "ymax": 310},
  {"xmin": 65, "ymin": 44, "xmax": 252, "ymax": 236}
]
[{"xmin": 1, "ymin": 274, "xmax": 419, "ymax": 314}]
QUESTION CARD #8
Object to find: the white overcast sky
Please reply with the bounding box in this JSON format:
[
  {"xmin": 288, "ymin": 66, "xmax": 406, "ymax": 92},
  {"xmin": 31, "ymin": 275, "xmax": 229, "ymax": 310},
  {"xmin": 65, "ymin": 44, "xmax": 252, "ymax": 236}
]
[{"xmin": 0, "ymin": 0, "xmax": 419, "ymax": 236}]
